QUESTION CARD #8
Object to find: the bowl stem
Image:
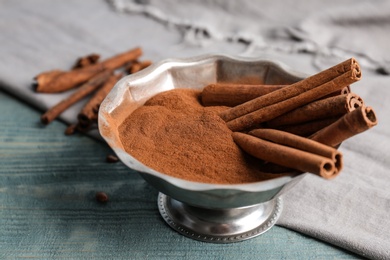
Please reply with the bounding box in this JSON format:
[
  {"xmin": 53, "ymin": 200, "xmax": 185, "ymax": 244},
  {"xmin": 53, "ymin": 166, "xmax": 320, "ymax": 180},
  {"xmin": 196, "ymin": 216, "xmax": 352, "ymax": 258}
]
[{"xmin": 157, "ymin": 193, "xmax": 283, "ymax": 243}]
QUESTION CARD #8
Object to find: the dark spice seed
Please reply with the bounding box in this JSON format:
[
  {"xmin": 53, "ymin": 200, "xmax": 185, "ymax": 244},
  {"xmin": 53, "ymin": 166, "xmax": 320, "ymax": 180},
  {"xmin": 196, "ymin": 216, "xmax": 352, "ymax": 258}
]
[
  {"xmin": 64, "ymin": 124, "xmax": 77, "ymax": 135},
  {"xmin": 95, "ymin": 192, "xmax": 109, "ymax": 203},
  {"xmin": 106, "ymin": 154, "xmax": 119, "ymax": 163}
]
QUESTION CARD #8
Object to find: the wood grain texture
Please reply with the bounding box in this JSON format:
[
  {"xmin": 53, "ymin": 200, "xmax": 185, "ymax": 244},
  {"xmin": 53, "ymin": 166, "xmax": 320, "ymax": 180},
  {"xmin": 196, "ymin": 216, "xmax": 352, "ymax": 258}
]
[{"xmin": 0, "ymin": 90, "xmax": 362, "ymax": 259}]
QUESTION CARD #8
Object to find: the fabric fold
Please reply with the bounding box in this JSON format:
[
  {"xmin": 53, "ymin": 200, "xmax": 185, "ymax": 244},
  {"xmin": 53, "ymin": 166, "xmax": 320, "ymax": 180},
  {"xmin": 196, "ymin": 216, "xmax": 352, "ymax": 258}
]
[{"xmin": 109, "ymin": 0, "xmax": 390, "ymax": 73}]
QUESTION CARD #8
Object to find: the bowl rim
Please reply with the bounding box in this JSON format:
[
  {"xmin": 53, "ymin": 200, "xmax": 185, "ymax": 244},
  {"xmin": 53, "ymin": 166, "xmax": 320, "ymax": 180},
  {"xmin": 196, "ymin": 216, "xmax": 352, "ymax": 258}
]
[
  {"xmin": 99, "ymin": 53, "xmax": 307, "ymax": 193},
  {"xmin": 119, "ymin": 53, "xmax": 307, "ymax": 87}
]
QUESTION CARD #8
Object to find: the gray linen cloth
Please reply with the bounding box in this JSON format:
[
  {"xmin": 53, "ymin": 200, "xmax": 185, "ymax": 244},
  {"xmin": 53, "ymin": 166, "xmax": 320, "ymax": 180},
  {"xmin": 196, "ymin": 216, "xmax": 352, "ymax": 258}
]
[
  {"xmin": 110, "ymin": 0, "xmax": 390, "ymax": 74},
  {"xmin": 1, "ymin": 0, "xmax": 389, "ymax": 259}
]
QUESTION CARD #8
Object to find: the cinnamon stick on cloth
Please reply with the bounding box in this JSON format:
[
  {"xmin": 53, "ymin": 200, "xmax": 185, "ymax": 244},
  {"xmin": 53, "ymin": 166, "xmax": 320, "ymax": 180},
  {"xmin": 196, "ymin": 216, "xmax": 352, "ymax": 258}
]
[
  {"xmin": 232, "ymin": 130, "xmax": 341, "ymax": 179},
  {"xmin": 126, "ymin": 60, "xmax": 152, "ymax": 74},
  {"xmin": 309, "ymin": 106, "xmax": 378, "ymax": 147},
  {"xmin": 77, "ymin": 73, "xmax": 123, "ymax": 127},
  {"xmin": 33, "ymin": 47, "xmax": 142, "ymax": 93},
  {"xmin": 71, "ymin": 53, "xmax": 100, "ymax": 69},
  {"xmin": 40, "ymin": 70, "xmax": 112, "ymax": 125},
  {"xmin": 220, "ymin": 58, "xmax": 361, "ymax": 122},
  {"xmin": 201, "ymin": 83, "xmax": 285, "ymax": 107},
  {"xmin": 226, "ymin": 63, "xmax": 362, "ymax": 132},
  {"xmin": 266, "ymin": 93, "xmax": 364, "ymax": 127}
]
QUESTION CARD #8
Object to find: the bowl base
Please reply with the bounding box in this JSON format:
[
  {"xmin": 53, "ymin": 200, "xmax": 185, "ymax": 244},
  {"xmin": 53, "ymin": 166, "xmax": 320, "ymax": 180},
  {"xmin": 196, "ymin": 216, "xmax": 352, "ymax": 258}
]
[{"xmin": 157, "ymin": 193, "xmax": 282, "ymax": 243}]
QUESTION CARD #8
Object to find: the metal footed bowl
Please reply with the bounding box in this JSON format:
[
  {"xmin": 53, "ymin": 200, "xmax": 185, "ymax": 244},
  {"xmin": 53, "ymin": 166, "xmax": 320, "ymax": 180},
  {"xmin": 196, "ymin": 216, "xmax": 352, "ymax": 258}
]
[{"xmin": 98, "ymin": 54, "xmax": 307, "ymax": 243}]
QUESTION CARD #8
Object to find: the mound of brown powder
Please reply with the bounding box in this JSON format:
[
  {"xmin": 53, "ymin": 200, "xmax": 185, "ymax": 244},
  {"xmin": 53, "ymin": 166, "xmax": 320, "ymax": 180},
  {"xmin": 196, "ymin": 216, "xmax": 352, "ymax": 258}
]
[{"xmin": 118, "ymin": 88, "xmax": 286, "ymax": 184}]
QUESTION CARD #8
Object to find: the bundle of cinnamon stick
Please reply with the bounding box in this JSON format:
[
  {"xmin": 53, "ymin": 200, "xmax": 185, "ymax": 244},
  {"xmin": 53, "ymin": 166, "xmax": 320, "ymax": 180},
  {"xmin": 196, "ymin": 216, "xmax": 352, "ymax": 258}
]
[
  {"xmin": 201, "ymin": 58, "xmax": 378, "ymax": 179},
  {"xmin": 33, "ymin": 47, "xmax": 152, "ymax": 135}
]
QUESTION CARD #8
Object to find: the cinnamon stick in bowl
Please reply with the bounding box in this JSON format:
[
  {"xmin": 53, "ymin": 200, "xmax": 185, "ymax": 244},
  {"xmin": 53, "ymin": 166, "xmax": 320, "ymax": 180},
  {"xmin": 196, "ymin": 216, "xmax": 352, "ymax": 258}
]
[
  {"xmin": 201, "ymin": 84, "xmax": 285, "ymax": 107},
  {"xmin": 249, "ymin": 129, "xmax": 343, "ymax": 173},
  {"xmin": 325, "ymin": 86, "xmax": 351, "ymax": 98},
  {"xmin": 220, "ymin": 58, "xmax": 361, "ymax": 123},
  {"xmin": 225, "ymin": 61, "xmax": 362, "ymax": 132},
  {"xmin": 266, "ymin": 93, "xmax": 364, "ymax": 127},
  {"xmin": 273, "ymin": 117, "xmax": 340, "ymax": 137},
  {"xmin": 309, "ymin": 106, "xmax": 378, "ymax": 147},
  {"xmin": 232, "ymin": 130, "xmax": 341, "ymax": 179}
]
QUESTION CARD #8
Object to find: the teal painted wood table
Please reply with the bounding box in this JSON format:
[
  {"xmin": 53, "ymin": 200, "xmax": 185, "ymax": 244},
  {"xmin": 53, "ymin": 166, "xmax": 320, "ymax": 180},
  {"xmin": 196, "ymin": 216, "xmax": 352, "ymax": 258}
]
[{"xmin": 0, "ymin": 90, "xmax": 363, "ymax": 259}]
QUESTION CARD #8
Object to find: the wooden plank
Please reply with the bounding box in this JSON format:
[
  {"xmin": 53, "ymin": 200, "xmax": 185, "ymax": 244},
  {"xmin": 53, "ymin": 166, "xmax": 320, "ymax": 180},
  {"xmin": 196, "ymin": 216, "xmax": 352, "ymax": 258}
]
[{"xmin": 0, "ymin": 91, "xmax": 360, "ymax": 259}]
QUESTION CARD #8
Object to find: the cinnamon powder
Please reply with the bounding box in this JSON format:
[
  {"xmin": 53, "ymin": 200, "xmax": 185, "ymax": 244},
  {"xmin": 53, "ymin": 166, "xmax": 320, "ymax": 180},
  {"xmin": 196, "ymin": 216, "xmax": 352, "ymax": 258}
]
[{"xmin": 118, "ymin": 89, "xmax": 286, "ymax": 184}]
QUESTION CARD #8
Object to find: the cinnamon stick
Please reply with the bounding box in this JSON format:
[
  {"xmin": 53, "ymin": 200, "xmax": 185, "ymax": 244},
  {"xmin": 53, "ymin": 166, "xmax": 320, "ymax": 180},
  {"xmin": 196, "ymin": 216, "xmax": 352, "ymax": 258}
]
[
  {"xmin": 78, "ymin": 73, "xmax": 123, "ymax": 126},
  {"xmin": 341, "ymin": 86, "xmax": 351, "ymax": 95},
  {"xmin": 71, "ymin": 53, "xmax": 100, "ymax": 69},
  {"xmin": 226, "ymin": 64, "xmax": 361, "ymax": 131},
  {"xmin": 220, "ymin": 58, "xmax": 361, "ymax": 123},
  {"xmin": 232, "ymin": 132, "xmax": 339, "ymax": 179},
  {"xmin": 34, "ymin": 47, "xmax": 142, "ymax": 93},
  {"xmin": 101, "ymin": 47, "xmax": 143, "ymax": 71},
  {"xmin": 273, "ymin": 117, "xmax": 339, "ymax": 137},
  {"xmin": 325, "ymin": 86, "xmax": 351, "ymax": 98},
  {"xmin": 309, "ymin": 106, "xmax": 377, "ymax": 147},
  {"xmin": 64, "ymin": 124, "xmax": 77, "ymax": 135},
  {"xmin": 201, "ymin": 84, "xmax": 285, "ymax": 107},
  {"xmin": 266, "ymin": 93, "xmax": 364, "ymax": 127},
  {"xmin": 127, "ymin": 60, "xmax": 152, "ymax": 74},
  {"xmin": 250, "ymin": 129, "xmax": 342, "ymax": 174},
  {"xmin": 40, "ymin": 70, "xmax": 112, "ymax": 125}
]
